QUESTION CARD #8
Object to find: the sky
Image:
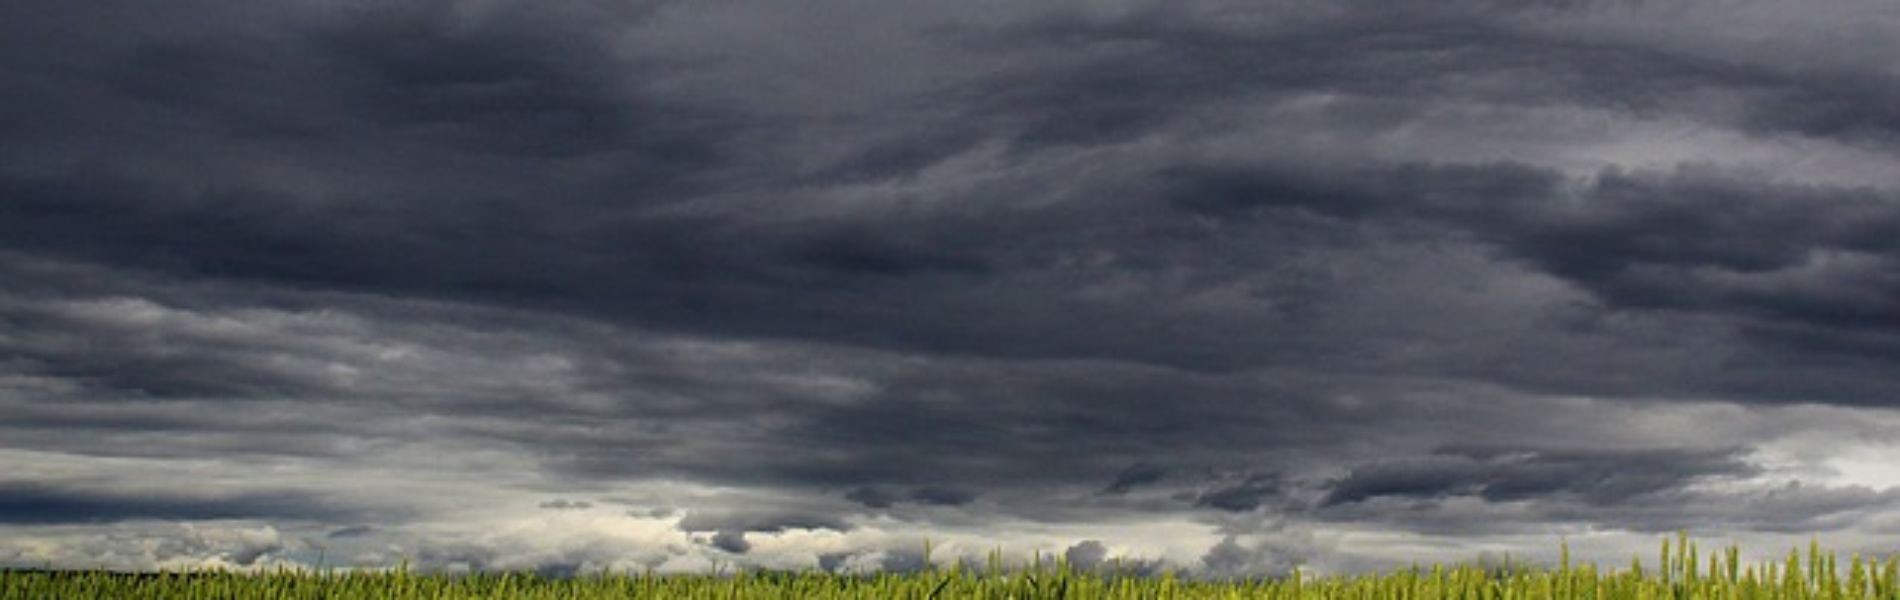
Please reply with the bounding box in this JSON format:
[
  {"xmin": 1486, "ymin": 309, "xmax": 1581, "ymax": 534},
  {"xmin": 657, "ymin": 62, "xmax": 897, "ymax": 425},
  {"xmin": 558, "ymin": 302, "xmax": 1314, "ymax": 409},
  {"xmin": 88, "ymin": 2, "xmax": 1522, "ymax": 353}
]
[{"xmin": 4, "ymin": 0, "xmax": 1900, "ymax": 577}]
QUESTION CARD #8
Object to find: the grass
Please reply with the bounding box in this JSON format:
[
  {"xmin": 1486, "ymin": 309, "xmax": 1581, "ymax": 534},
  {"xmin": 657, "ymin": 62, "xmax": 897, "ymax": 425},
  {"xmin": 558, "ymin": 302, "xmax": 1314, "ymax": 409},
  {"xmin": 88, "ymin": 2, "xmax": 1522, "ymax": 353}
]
[{"xmin": 4, "ymin": 533, "xmax": 1898, "ymax": 599}]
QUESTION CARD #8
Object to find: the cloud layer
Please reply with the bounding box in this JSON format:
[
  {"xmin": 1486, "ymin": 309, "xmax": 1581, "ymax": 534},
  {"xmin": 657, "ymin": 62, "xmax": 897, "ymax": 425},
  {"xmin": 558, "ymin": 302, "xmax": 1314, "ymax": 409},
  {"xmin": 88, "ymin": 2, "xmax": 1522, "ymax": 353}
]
[{"xmin": 4, "ymin": 0, "xmax": 1900, "ymax": 575}]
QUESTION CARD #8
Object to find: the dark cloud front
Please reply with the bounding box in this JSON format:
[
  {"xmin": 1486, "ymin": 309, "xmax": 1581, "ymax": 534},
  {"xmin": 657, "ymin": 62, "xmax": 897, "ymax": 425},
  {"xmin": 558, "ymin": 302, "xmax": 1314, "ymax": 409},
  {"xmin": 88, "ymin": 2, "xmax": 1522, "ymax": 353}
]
[
  {"xmin": 1312, "ymin": 456, "xmax": 1900, "ymax": 537},
  {"xmin": 0, "ymin": 481, "xmax": 385, "ymax": 525},
  {"xmin": 1195, "ymin": 473, "xmax": 1285, "ymax": 513},
  {"xmin": 963, "ymin": 2, "xmax": 1900, "ymax": 157},
  {"xmin": 674, "ymin": 508, "xmax": 854, "ymax": 537},
  {"xmin": 1169, "ymin": 162, "xmax": 1900, "ymax": 328},
  {"xmin": 1165, "ymin": 162, "xmax": 1900, "ymax": 404},
  {"xmin": 846, "ymin": 486, "xmax": 978, "ymax": 509},
  {"xmin": 3, "ymin": 0, "xmax": 1900, "ymax": 575},
  {"xmin": 1101, "ymin": 464, "xmax": 1170, "ymax": 496},
  {"xmin": 7, "ymin": 0, "xmax": 1899, "ymax": 386},
  {"xmin": 1319, "ymin": 446, "xmax": 1758, "ymax": 508}
]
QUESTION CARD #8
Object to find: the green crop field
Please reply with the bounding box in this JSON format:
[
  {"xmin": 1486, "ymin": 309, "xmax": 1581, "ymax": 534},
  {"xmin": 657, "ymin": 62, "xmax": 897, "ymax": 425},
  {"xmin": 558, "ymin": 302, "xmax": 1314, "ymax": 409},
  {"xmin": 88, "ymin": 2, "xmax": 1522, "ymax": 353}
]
[{"xmin": 4, "ymin": 534, "xmax": 1897, "ymax": 599}]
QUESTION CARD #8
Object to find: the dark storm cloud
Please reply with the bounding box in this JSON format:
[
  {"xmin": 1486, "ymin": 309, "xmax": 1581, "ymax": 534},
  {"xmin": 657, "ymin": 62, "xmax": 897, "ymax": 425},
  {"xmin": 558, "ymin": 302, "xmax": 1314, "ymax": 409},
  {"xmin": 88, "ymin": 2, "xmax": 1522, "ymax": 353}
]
[
  {"xmin": 1168, "ymin": 159, "xmax": 1900, "ymax": 301},
  {"xmin": 587, "ymin": 359, "xmax": 1415, "ymax": 499},
  {"xmin": 1320, "ymin": 445, "xmax": 1758, "ymax": 507},
  {"xmin": 0, "ymin": 2, "xmax": 740, "ymax": 320},
  {"xmin": 2, "ymin": 0, "xmax": 1891, "ymax": 392},
  {"xmin": 790, "ymin": 228, "xmax": 993, "ymax": 279},
  {"xmin": 907, "ymin": 486, "xmax": 979, "ymax": 507},
  {"xmin": 1161, "ymin": 161, "xmax": 1900, "ymax": 404},
  {"xmin": 304, "ymin": 14, "xmax": 692, "ymax": 160},
  {"xmin": 1565, "ymin": 482, "xmax": 1900, "ymax": 534},
  {"xmin": 0, "ymin": 161, "xmax": 1289, "ymax": 372},
  {"xmin": 1196, "ymin": 473, "xmax": 1284, "ymax": 513},
  {"xmin": 971, "ymin": 2, "xmax": 1900, "ymax": 150},
  {"xmin": 708, "ymin": 530, "xmax": 752, "ymax": 554},
  {"xmin": 1313, "ymin": 477, "xmax": 1900, "ymax": 537},
  {"xmin": 1733, "ymin": 68, "xmax": 1900, "ymax": 147},
  {"xmin": 675, "ymin": 508, "xmax": 853, "ymax": 535},
  {"xmin": 1101, "ymin": 464, "xmax": 1170, "ymax": 495},
  {"xmin": 4, "ymin": 0, "xmax": 1900, "ymax": 574},
  {"xmin": 1474, "ymin": 173, "xmax": 1900, "ymax": 333},
  {"xmin": 0, "ymin": 291, "xmax": 365, "ymax": 402},
  {"xmin": 2, "ymin": 2, "xmax": 701, "ymax": 157},
  {"xmin": 844, "ymin": 486, "xmax": 977, "ymax": 508},
  {"xmin": 0, "ymin": 481, "xmax": 377, "ymax": 525},
  {"xmin": 844, "ymin": 487, "xmax": 899, "ymax": 509},
  {"xmin": 2, "ymin": 256, "xmax": 1336, "ymax": 503}
]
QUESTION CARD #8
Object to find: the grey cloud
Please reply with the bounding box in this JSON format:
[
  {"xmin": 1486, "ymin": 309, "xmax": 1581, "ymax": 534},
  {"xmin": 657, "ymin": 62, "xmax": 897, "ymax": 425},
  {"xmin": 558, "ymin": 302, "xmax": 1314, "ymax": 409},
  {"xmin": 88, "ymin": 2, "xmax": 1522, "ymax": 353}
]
[
  {"xmin": 844, "ymin": 486, "xmax": 976, "ymax": 509},
  {"xmin": 1314, "ymin": 479, "xmax": 1900, "ymax": 537},
  {"xmin": 675, "ymin": 508, "xmax": 853, "ymax": 535},
  {"xmin": 811, "ymin": 548, "xmax": 933, "ymax": 574},
  {"xmin": 393, "ymin": 528, "xmax": 683, "ymax": 575},
  {"xmin": 1064, "ymin": 540, "xmax": 1108, "ymax": 571},
  {"xmin": 1320, "ymin": 457, "xmax": 1490, "ymax": 507},
  {"xmin": 1578, "ymin": 481, "xmax": 1900, "ymax": 534},
  {"xmin": 709, "ymin": 530, "xmax": 751, "ymax": 554},
  {"xmin": 1161, "ymin": 161, "xmax": 1900, "ymax": 404},
  {"xmin": 0, "ymin": 481, "xmax": 380, "ymax": 525},
  {"xmin": 1735, "ymin": 67, "xmax": 1900, "ymax": 147},
  {"xmin": 791, "ymin": 228, "xmax": 993, "ymax": 279},
  {"xmin": 1101, "ymin": 464, "xmax": 1169, "ymax": 495},
  {"xmin": 303, "ymin": 11, "xmax": 684, "ymax": 159},
  {"xmin": 4, "ymin": 0, "xmax": 1900, "ymax": 575},
  {"xmin": 817, "ymin": 552, "xmax": 852, "ymax": 573},
  {"xmin": 410, "ymin": 541, "xmax": 502, "ymax": 572},
  {"xmin": 0, "ymin": 523, "xmax": 295, "ymax": 570},
  {"xmin": 326, "ymin": 526, "xmax": 376, "ymax": 539},
  {"xmin": 974, "ymin": 2, "xmax": 1900, "ymax": 151},
  {"xmin": 1196, "ymin": 473, "xmax": 1284, "ymax": 513},
  {"xmin": 908, "ymin": 487, "xmax": 978, "ymax": 507},
  {"xmin": 538, "ymin": 499, "xmax": 594, "ymax": 511},
  {"xmin": 844, "ymin": 487, "xmax": 899, "ymax": 509},
  {"xmin": 876, "ymin": 549, "xmax": 930, "ymax": 574},
  {"xmin": 1200, "ymin": 535, "xmax": 1308, "ymax": 580},
  {"xmin": 1058, "ymin": 540, "xmax": 1172, "ymax": 577},
  {"xmin": 1320, "ymin": 445, "xmax": 1758, "ymax": 507},
  {"xmin": 0, "ymin": 292, "xmax": 365, "ymax": 402},
  {"xmin": 7, "ymin": 0, "xmax": 1894, "ymax": 401},
  {"xmin": 1168, "ymin": 162, "xmax": 1900, "ymax": 335}
]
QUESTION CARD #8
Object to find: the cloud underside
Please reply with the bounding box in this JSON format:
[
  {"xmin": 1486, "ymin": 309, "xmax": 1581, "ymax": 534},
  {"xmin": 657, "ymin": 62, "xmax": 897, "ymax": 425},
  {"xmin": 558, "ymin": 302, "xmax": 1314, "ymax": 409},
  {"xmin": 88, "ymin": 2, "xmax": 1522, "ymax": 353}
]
[{"xmin": 3, "ymin": 0, "xmax": 1900, "ymax": 575}]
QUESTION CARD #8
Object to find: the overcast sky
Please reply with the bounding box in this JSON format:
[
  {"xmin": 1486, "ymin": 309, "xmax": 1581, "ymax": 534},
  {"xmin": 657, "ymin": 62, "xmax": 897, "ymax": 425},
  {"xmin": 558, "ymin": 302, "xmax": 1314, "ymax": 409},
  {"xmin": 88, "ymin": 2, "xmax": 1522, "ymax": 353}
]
[{"xmin": 5, "ymin": 0, "xmax": 1900, "ymax": 577}]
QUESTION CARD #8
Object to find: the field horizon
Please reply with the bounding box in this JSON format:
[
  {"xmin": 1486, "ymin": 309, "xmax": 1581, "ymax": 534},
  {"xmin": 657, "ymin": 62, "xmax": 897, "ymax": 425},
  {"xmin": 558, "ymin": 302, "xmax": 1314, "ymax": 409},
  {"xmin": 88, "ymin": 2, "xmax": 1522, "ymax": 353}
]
[{"xmin": 7, "ymin": 534, "xmax": 1900, "ymax": 599}]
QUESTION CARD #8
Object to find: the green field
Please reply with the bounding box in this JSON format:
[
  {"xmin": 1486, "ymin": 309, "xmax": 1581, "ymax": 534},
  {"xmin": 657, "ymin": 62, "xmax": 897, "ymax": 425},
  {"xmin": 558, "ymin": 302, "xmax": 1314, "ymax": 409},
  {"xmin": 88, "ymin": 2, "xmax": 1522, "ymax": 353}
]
[{"xmin": 5, "ymin": 535, "xmax": 1897, "ymax": 599}]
